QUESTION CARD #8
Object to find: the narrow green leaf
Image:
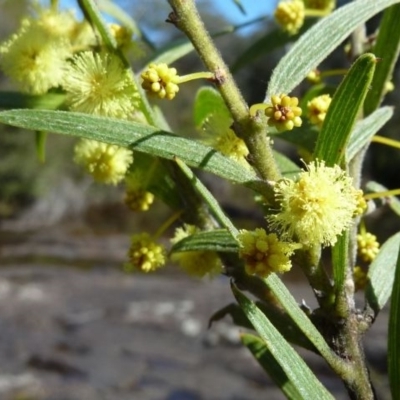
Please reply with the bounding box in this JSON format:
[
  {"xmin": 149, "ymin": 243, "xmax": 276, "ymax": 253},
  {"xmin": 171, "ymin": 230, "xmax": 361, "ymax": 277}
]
[
  {"xmin": 0, "ymin": 110, "xmax": 261, "ymax": 188},
  {"xmin": 232, "ymin": 284, "xmax": 334, "ymax": 399},
  {"xmin": 266, "ymin": 0, "xmax": 399, "ymax": 101},
  {"xmin": 264, "ymin": 274, "xmax": 341, "ymax": 371},
  {"xmin": 366, "ymin": 231, "xmax": 400, "ymax": 313},
  {"xmin": 146, "ymin": 38, "xmax": 195, "ymax": 67},
  {"xmin": 347, "ymin": 107, "xmax": 393, "ymax": 161},
  {"xmin": 366, "ymin": 181, "xmax": 400, "ymax": 217},
  {"xmin": 210, "ymin": 302, "xmax": 316, "ymax": 352},
  {"xmin": 170, "ymin": 229, "xmax": 238, "ymax": 253},
  {"xmin": 314, "ymin": 53, "xmax": 376, "ymax": 166},
  {"xmin": 364, "ymin": 4, "xmax": 400, "ymax": 115},
  {"xmin": 232, "ymin": 20, "xmax": 315, "ymax": 72},
  {"xmin": 241, "ymin": 333, "xmax": 303, "ymax": 399},
  {"xmin": 174, "ymin": 158, "xmax": 238, "ymax": 235},
  {"xmin": 0, "ymin": 92, "xmax": 66, "ymax": 110},
  {"xmin": 331, "ymin": 231, "xmax": 349, "ymax": 299},
  {"xmin": 193, "ymin": 87, "xmax": 231, "ymax": 128},
  {"xmin": 78, "ymin": 0, "xmax": 117, "ymax": 50},
  {"xmin": 388, "ymin": 244, "xmax": 400, "ymax": 400}
]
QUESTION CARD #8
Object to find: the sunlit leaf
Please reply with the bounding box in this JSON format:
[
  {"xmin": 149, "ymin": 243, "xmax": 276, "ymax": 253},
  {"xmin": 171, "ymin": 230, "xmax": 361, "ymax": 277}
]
[
  {"xmin": 241, "ymin": 333, "xmax": 303, "ymax": 399},
  {"xmin": 313, "ymin": 53, "xmax": 376, "ymax": 166},
  {"xmin": 266, "ymin": 0, "xmax": 400, "ymax": 101},
  {"xmin": 347, "ymin": 107, "xmax": 393, "ymax": 160},
  {"xmin": 0, "ymin": 110, "xmax": 263, "ymax": 190},
  {"xmin": 364, "ymin": 4, "xmax": 400, "ymax": 115},
  {"xmin": 232, "ymin": 284, "xmax": 334, "ymax": 399},
  {"xmin": 366, "ymin": 231, "xmax": 400, "ymax": 313},
  {"xmin": 170, "ymin": 229, "xmax": 238, "ymax": 253},
  {"xmin": 388, "ymin": 244, "xmax": 400, "ymax": 400}
]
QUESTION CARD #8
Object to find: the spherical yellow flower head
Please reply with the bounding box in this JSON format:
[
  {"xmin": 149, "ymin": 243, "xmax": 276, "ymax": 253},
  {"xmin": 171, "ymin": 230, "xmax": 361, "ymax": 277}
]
[
  {"xmin": 306, "ymin": 69, "xmax": 321, "ymax": 84},
  {"xmin": 34, "ymin": 7, "xmax": 78, "ymax": 38},
  {"xmin": 74, "ymin": 139, "xmax": 133, "ymax": 185},
  {"xmin": 357, "ymin": 232, "xmax": 380, "ymax": 263},
  {"xmin": 170, "ymin": 224, "xmax": 222, "ymax": 278},
  {"xmin": 141, "ymin": 63, "xmax": 180, "ymax": 100},
  {"xmin": 237, "ymin": 229, "xmax": 296, "ymax": 278},
  {"xmin": 202, "ymin": 114, "xmax": 250, "ymax": 168},
  {"xmin": 353, "ymin": 189, "xmax": 367, "ymax": 217},
  {"xmin": 0, "ymin": 22, "xmax": 71, "ymax": 94},
  {"xmin": 274, "ymin": 0, "xmax": 305, "ymax": 35},
  {"xmin": 307, "ymin": 94, "xmax": 332, "ymax": 127},
  {"xmin": 124, "ymin": 189, "xmax": 154, "ymax": 212},
  {"xmin": 268, "ymin": 160, "xmax": 359, "ymax": 248},
  {"xmin": 353, "ymin": 266, "xmax": 368, "ymax": 291},
  {"xmin": 126, "ymin": 233, "xmax": 166, "ymax": 273},
  {"xmin": 108, "ymin": 23, "xmax": 143, "ymax": 56},
  {"xmin": 304, "ymin": 0, "xmax": 336, "ymax": 11},
  {"xmin": 63, "ymin": 51, "xmax": 140, "ymax": 118},
  {"xmin": 384, "ymin": 81, "xmax": 395, "ymax": 95},
  {"xmin": 265, "ymin": 94, "xmax": 302, "ymax": 132}
]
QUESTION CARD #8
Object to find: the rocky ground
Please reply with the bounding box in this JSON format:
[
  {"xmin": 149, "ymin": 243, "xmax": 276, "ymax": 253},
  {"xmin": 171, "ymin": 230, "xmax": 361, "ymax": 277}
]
[{"xmin": 0, "ymin": 222, "xmax": 391, "ymax": 400}]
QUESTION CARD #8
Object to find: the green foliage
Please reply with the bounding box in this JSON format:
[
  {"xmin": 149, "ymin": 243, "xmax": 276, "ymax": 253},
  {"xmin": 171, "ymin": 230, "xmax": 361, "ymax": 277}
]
[
  {"xmin": 388, "ymin": 245, "xmax": 400, "ymax": 399},
  {"xmin": 232, "ymin": 284, "xmax": 334, "ymax": 399},
  {"xmin": 313, "ymin": 53, "xmax": 376, "ymax": 166},
  {"xmin": 366, "ymin": 232, "xmax": 400, "ymax": 314}
]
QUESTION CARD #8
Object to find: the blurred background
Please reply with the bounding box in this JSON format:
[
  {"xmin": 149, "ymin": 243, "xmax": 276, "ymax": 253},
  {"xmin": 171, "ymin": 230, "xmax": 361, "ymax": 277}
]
[{"xmin": 0, "ymin": 0, "xmax": 398, "ymax": 399}]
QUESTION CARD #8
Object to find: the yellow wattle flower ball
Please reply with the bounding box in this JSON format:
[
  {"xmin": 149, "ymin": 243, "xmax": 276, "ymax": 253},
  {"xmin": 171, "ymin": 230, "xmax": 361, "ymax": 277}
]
[
  {"xmin": 265, "ymin": 94, "xmax": 302, "ymax": 132},
  {"xmin": 124, "ymin": 189, "xmax": 154, "ymax": 212},
  {"xmin": 63, "ymin": 51, "xmax": 140, "ymax": 118},
  {"xmin": 126, "ymin": 233, "xmax": 166, "ymax": 273},
  {"xmin": 0, "ymin": 21, "xmax": 71, "ymax": 94},
  {"xmin": 307, "ymin": 94, "xmax": 332, "ymax": 127},
  {"xmin": 268, "ymin": 160, "xmax": 359, "ymax": 248},
  {"xmin": 357, "ymin": 232, "xmax": 380, "ymax": 263},
  {"xmin": 141, "ymin": 63, "xmax": 180, "ymax": 100},
  {"xmin": 170, "ymin": 224, "xmax": 222, "ymax": 278},
  {"xmin": 274, "ymin": 0, "xmax": 305, "ymax": 35},
  {"xmin": 237, "ymin": 229, "xmax": 297, "ymax": 278},
  {"xmin": 74, "ymin": 139, "xmax": 133, "ymax": 185}
]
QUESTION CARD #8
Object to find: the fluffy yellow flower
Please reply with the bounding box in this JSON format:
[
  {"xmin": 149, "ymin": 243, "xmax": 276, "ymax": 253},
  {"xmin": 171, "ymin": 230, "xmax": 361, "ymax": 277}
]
[
  {"xmin": 141, "ymin": 63, "xmax": 180, "ymax": 100},
  {"xmin": 170, "ymin": 224, "xmax": 222, "ymax": 278},
  {"xmin": 307, "ymin": 94, "xmax": 332, "ymax": 127},
  {"xmin": 268, "ymin": 160, "xmax": 359, "ymax": 247},
  {"xmin": 74, "ymin": 139, "xmax": 133, "ymax": 185},
  {"xmin": 63, "ymin": 51, "xmax": 140, "ymax": 118},
  {"xmin": 265, "ymin": 94, "xmax": 302, "ymax": 132},
  {"xmin": 237, "ymin": 229, "xmax": 297, "ymax": 278},
  {"xmin": 274, "ymin": 0, "xmax": 305, "ymax": 35},
  {"xmin": 34, "ymin": 7, "xmax": 78, "ymax": 38},
  {"xmin": 126, "ymin": 233, "xmax": 166, "ymax": 273},
  {"xmin": 0, "ymin": 21, "xmax": 71, "ymax": 94}
]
